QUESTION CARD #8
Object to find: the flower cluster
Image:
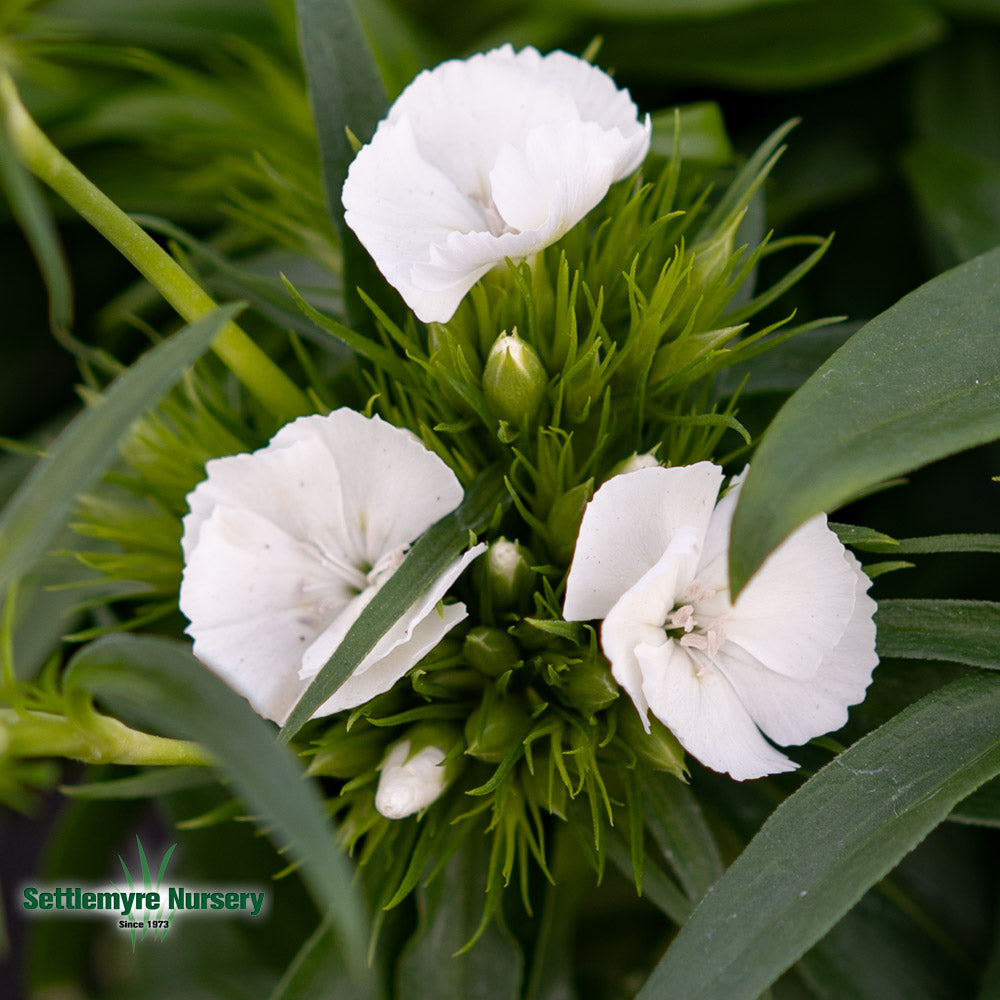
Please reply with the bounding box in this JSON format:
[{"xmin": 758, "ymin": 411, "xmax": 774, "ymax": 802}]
[{"xmin": 64, "ymin": 41, "xmax": 878, "ymax": 916}]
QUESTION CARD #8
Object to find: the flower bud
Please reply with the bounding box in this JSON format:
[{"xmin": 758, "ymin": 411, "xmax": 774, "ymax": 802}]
[
  {"xmin": 480, "ymin": 537, "xmax": 536, "ymax": 612},
  {"xmin": 427, "ymin": 323, "xmax": 483, "ymax": 416},
  {"xmin": 549, "ymin": 652, "xmax": 619, "ymax": 715},
  {"xmin": 617, "ymin": 707, "xmax": 687, "ymax": 778},
  {"xmin": 464, "ymin": 695, "xmax": 531, "ymax": 763},
  {"xmin": 545, "ymin": 479, "xmax": 593, "ymax": 565},
  {"xmin": 306, "ymin": 722, "xmax": 387, "ymax": 779},
  {"xmin": 374, "ymin": 722, "xmax": 464, "ymax": 819},
  {"xmin": 463, "ymin": 626, "xmax": 522, "ymax": 678},
  {"xmin": 483, "ymin": 329, "xmax": 548, "ymax": 427}
]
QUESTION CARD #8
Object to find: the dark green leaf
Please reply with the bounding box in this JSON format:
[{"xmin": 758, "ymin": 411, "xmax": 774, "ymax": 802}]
[
  {"xmin": 397, "ymin": 837, "xmax": 523, "ymax": 1000},
  {"xmin": 61, "ymin": 766, "xmax": 214, "ymax": 799},
  {"xmin": 875, "ymin": 599, "xmax": 1000, "ymax": 669},
  {"xmin": 635, "ymin": 671, "xmax": 1000, "ymax": 1000},
  {"xmin": 0, "ymin": 98, "xmax": 73, "ymax": 333},
  {"xmin": 295, "ymin": 0, "xmax": 390, "ymax": 326},
  {"xmin": 859, "ymin": 533, "xmax": 1000, "ymax": 555},
  {"xmin": 643, "ymin": 775, "xmax": 724, "ymax": 904},
  {"xmin": 0, "ymin": 304, "xmax": 242, "ymax": 597},
  {"xmin": 649, "ymin": 103, "xmax": 733, "ymax": 165},
  {"xmin": 270, "ymin": 916, "xmax": 381, "ymax": 1000},
  {"xmin": 538, "ymin": 0, "xmax": 811, "ymax": 18},
  {"xmin": 729, "ymin": 246, "xmax": 1000, "ymax": 596},
  {"xmin": 951, "ymin": 776, "xmax": 1000, "ymax": 829},
  {"xmin": 598, "ymin": 0, "xmax": 944, "ymax": 89},
  {"xmin": 903, "ymin": 143, "xmax": 1000, "ymax": 265},
  {"xmin": 280, "ymin": 471, "xmax": 507, "ymax": 740},
  {"xmin": 64, "ymin": 634, "xmax": 369, "ymax": 977}
]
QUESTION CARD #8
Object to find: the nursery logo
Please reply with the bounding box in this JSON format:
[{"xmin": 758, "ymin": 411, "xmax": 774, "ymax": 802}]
[{"xmin": 20, "ymin": 837, "xmax": 267, "ymax": 950}]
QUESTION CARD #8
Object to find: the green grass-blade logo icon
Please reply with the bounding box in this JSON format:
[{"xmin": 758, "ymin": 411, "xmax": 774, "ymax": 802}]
[{"xmin": 116, "ymin": 837, "xmax": 176, "ymax": 950}]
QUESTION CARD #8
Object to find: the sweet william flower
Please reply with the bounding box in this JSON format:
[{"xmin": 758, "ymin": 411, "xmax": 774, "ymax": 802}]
[
  {"xmin": 342, "ymin": 44, "xmax": 651, "ymax": 323},
  {"xmin": 179, "ymin": 408, "xmax": 484, "ymax": 725},
  {"xmin": 563, "ymin": 463, "xmax": 878, "ymax": 780}
]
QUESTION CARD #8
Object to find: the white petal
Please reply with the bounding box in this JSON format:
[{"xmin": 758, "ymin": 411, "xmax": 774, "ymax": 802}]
[
  {"xmin": 179, "ymin": 505, "xmax": 351, "ymax": 723},
  {"xmin": 564, "ymin": 463, "xmax": 723, "ymax": 621},
  {"xmin": 636, "ymin": 642, "xmax": 798, "ymax": 781},
  {"xmin": 385, "ymin": 46, "xmax": 581, "ymax": 201},
  {"xmin": 713, "ymin": 552, "xmax": 878, "ymax": 747},
  {"xmin": 343, "ymin": 114, "xmax": 489, "ymax": 323},
  {"xmin": 268, "ymin": 410, "xmax": 464, "ymax": 568},
  {"xmin": 600, "ymin": 527, "xmax": 701, "ymax": 722},
  {"xmin": 181, "ymin": 436, "xmax": 349, "ymax": 564},
  {"xmin": 693, "ymin": 471, "xmax": 859, "ymax": 680},
  {"xmin": 375, "ymin": 743, "xmax": 448, "ymax": 819}
]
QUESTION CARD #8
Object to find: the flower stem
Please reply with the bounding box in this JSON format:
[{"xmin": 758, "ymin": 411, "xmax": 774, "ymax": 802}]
[
  {"xmin": 0, "ymin": 72, "xmax": 310, "ymax": 425},
  {"xmin": 1, "ymin": 707, "xmax": 212, "ymax": 767}
]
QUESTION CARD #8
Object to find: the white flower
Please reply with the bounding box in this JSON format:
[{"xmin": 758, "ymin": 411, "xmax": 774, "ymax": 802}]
[
  {"xmin": 342, "ymin": 44, "xmax": 651, "ymax": 324},
  {"xmin": 179, "ymin": 408, "xmax": 484, "ymax": 725},
  {"xmin": 563, "ymin": 463, "xmax": 878, "ymax": 780},
  {"xmin": 374, "ymin": 739, "xmax": 449, "ymax": 819}
]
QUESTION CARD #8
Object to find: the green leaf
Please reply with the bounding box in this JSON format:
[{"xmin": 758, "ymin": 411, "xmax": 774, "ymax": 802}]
[
  {"xmin": 280, "ymin": 471, "xmax": 507, "ymax": 740},
  {"xmin": 598, "ymin": 0, "xmax": 944, "ymax": 89},
  {"xmin": 635, "ymin": 671, "xmax": 1000, "ymax": 1000},
  {"xmin": 857, "ymin": 533, "xmax": 1000, "ymax": 555},
  {"xmin": 295, "ymin": 0, "xmax": 390, "ymax": 326},
  {"xmin": 649, "ymin": 103, "xmax": 733, "ymax": 165},
  {"xmin": 63, "ymin": 633, "xmax": 369, "ymax": 977},
  {"xmin": 537, "ymin": 0, "xmax": 811, "ymax": 18},
  {"xmin": 643, "ymin": 775, "xmax": 724, "ymax": 905},
  {"xmin": 903, "ymin": 143, "xmax": 1000, "ymax": 266},
  {"xmin": 875, "ymin": 599, "xmax": 1000, "ymax": 669},
  {"xmin": 61, "ymin": 766, "xmax": 214, "ymax": 800},
  {"xmin": 729, "ymin": 246, "xmax": 1000, "ymax": 596},
  {"xmin": 397, "ymin": 836, "xmax": 523, "ymax": 1000},
  {"xmin": 0, "ymin": 303, "xmax": 242, "ymax": 598},
  {"xmin": 0, "ymin": 97, "xmax": 73, "ymax": 333},
  {"xmin": 270, "ymin": 916, "xmax": 381, "ymax": 1000}
]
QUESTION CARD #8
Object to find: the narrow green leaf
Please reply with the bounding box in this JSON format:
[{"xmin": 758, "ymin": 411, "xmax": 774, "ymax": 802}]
[
  {"xmin": 730, "ymin": 246, "xmax": 1000, "ymax": 596},
  {"xmin": 295, "ymin": 0, "xmax": 390, "ymax": 325},
  {"xmin": 61, "ymin": 766, "xmax": 214, "ymax": 800},
  {"xmin": 270, "ymin": 916, "xmax": 381, "ymax": 1000},
  {"xmin": 829, "ymin": 522, "xmax": 899, "ymax": 552},
  {"xmin": 951, "ymin": 777, "xmax": 1000, "ymax": 830},
  {"xmin": 635, "ymin": 671, "xmax": 1000, "ymax": 1000},
  {"xmin": 0, "ymin": 107, "xmax": 73, "ymax": 332},
  {"xmin": 64, "ymin": 633, "xmax": 368, "ymax": 977},
  {"xmin": 875, "ymin": 599, "xmax": 1000, "ymax": 669},
  {"xmin": 0, "ymin": 303, "xmax": 242, "ymax": 597},
  {"xmin": 643, "ymin": 776, "xmax": 724, "ymax": 904},
  {"xmin": 847, "ymin": 533, "xmax": 1000, "ymax": 556},
  {"xmin": 280, "ymin": 471, "xmax": 507, "ymax": 740},
  {"xmin": 397, "ymin": 837, "xmax": 523, "ymax": 1000}
]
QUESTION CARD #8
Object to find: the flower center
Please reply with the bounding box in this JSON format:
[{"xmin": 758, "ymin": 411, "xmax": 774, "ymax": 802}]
[
  {"xmin": 476, "ymin": 194, "xmax": 519, "ymax": 238},
  {"xmin": 664, "ymin": 603, "xmax": 724, "ymax": 658}
]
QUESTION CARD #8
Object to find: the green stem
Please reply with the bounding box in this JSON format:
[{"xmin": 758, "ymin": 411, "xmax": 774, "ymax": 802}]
[
  {"xmin": 1, "ymin": 707, "xmax": 212, "ymax": 767},
  {"xmin": 0, "ymin": 72, "xmax": 310, "ymax": 425}
]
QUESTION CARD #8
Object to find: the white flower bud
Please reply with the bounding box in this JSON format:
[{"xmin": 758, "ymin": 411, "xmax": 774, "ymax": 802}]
[{"xmin": 375, "ymin": 740, "xmax": 449, "ymax": 819}]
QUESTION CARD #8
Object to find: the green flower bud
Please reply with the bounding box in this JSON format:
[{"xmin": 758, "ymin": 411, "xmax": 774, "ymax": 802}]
[
  {"xmin": 463, "ymin": 626, "xmax": 522, "ymax": 677},
  {"xmin": 464, "ymin": 695, "xmax": 531, "ymax": 763},
  {"xmin": 550, "ymin": 652, "xmax": 619, "ymax": 715},
  {"xmin": 480, "ymin": 537, "xmax": 536, "ymax": 612},
  {"xmin": 306, "ymin": 722, "xmax": 387, "ymax": 779},
  {"xmin": 545, "ymin": 479, "xmax": 593, "ymax": 565},
  {"xmin": 483, "ymin": 329, "xmax": 548, "ymax": 427},
  {"xmin": 617, "ymin": 707, "xmax": 687, "ymax": 778}
]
